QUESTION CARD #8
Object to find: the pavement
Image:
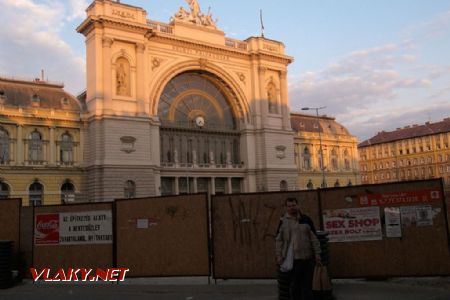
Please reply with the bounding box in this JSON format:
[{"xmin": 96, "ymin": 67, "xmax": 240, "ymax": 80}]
[{"xmin": 0, "ymin": 277, "xmax": 449, "ymax": 300}]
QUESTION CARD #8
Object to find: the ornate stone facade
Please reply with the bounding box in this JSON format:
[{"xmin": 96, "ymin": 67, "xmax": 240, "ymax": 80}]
[
  {"xmin": 291, "ymin": 113, "xmax": 361, "ymax": 189},
  {"xmin": 2, "ymin": 0, "xmax": 362, "ymax": 204}
]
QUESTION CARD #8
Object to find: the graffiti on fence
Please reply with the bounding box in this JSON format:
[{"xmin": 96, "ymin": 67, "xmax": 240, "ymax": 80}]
[{"xmin": 227, "ymin": 197, "xmax": 279, "ymax": 247}]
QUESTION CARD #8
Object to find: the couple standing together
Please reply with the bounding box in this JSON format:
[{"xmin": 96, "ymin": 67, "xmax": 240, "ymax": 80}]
[{"xmin": 276, "ymin": 197, "xmax": 322, "ymax": 300}]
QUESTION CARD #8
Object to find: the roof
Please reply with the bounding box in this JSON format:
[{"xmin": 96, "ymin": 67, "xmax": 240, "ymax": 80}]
[
  {"xmin": 290, "ymin": 112, "xmax": 352, "ymax": 136},
  {"xmin": 358, "ymin": 118, "xmax": 450, "ymax": 148},
  {"xmin": 0, "ymin": 76, "xmax": 81, "ymax": 112}
]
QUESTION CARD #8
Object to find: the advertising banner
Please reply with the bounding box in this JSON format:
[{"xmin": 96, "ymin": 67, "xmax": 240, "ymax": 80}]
[
  {"xmin": 323, "ymin": 206, "xmax": 382, "ymax": 242},
  {"xmin": 35, "ymin": 210, "xmax": 113, "ymax": 245},
  {"xmin": 359, "ymin": 189, "xmax": 441, "ymax": 207}
]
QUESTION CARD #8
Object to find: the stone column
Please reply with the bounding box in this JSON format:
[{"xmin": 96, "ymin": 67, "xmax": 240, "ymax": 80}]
[
  {"xmin": 210, "ymin": 177, "xmax": 215, "ymax": 195},
  {"xmin": 227, "ymin": 177, "xmax": 232, "ymax": 194},
  {"xmin": 16, "ymin": 125, "xmax": 23, "ymax": 165},
  {"xmin": 102, "ymin": 37, "xmax": 114, "ymax": 114},
  {"xmin": 279, "ymin": 70, "xmax": 290, "ymax": 129},
  {"xmin": 136, "ymin": 43, "xmax": 146, "ymax": 116},
  {"xmin": 49, "ymin": 127, "xmax": 55, "ymax": 165},
  {"xmin": 174, "ymin": 177, "xmax": 179, "ymax": 195},
  {"xmin": 193, "ymin": 177, "xmax": 198, "ymax": 193},
  {"xmin": 258, "ymin": 66, "xmax": 268, "ymax": 124}
]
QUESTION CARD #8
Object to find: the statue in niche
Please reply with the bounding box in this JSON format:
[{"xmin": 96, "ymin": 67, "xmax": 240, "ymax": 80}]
[
  {"xmin": 116, "ymin": 58, "xmax": 130, "ymax": 96},
  {"xmin": 267, "ymin": 77, "xmax": 278, "ymax": 114}
]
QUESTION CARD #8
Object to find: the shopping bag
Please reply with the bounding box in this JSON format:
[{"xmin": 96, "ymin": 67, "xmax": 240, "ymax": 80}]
[
  {"xmin": 279, "ymin": 241, "xmax": 294, "ymax": 272},
  {"xmin": 313, "ymin": 264, "xmax": 332, "ymax": 291}
]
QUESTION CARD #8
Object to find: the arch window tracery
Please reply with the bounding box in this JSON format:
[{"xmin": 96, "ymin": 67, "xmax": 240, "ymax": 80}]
[{"xmin": 158, "ymin": 72, "xmax": 241, "ymax": 167}]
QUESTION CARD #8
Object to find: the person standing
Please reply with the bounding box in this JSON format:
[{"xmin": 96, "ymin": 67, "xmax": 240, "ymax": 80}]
[{"xmin": 276, "ymin": 197, "xmax": 321, "ymax": 300}]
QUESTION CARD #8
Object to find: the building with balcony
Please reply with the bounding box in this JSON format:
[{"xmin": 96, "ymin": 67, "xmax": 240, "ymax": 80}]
[
  {"xmin": 291, "ymin": 113, "xmax": 361, "ymax": 189},
  {"xmin": 358, "ymin": 118, "xmax": 450, "ymax": 191}
]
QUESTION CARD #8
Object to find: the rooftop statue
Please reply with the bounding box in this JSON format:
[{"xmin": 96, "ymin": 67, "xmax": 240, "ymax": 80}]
[{"xmin": 171, "ymin": 0, "xmax": 218, "ymax": 29}]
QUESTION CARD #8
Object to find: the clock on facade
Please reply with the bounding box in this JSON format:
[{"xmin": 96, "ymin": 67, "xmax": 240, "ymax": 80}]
[{"xmin": 195, "ymin": 116, "xmax": 205, "ymax": 128}]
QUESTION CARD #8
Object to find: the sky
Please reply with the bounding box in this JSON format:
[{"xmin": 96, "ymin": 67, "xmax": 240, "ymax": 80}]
[{"xmin": 0, "ymin": 0, "xmax": 449, "ymax": 141}]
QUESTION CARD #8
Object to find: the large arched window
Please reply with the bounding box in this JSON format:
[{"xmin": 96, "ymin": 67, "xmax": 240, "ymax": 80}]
[
  {"xmin": 158, "ymin": 72, "xmax": 241, "ymax": 168},
  {"xmin": 0, "ymin": 127, "xmax": 9, "ymax": 164},
  {"xmin": 29, "ymin": 130, "xmax": 43, "ymax": 163},
  {"xmin": 29, "ymin": 181, "xmax": 43, "ymax": 206},
  {"xmin": 124, "ymin": 180, "xmax": 136, "ymax": 199},
  {"xmin": 61, "ymin": 181, "xmax": 75, "ymax": 203},
  {"xmin": 60, "ymin": 133, "xmax": 74, "ymax": 165},
  {"xmin": 0, "ymin": 182, "xmax": 10, "ymax": 199}
]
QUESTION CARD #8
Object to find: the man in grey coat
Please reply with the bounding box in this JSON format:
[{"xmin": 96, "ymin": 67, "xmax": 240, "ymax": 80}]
[{"xmin": 276, "ymin": 197, "xmax": 321, "ymax": 300}]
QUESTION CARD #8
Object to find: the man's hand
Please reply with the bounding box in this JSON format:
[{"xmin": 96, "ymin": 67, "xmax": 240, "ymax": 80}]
[
  {"xmin": 276, "ymin": 256, "xmax": 284, "ymax": 265},
  {"xmin": 315, "ymin": 255, "xmax": 322, "ymax": 265}
]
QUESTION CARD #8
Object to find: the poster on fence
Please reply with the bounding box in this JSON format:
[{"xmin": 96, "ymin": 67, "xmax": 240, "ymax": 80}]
[
  {"xmin": 384, "ymin": 207, "xmax": 402, "ymax": 238},
  {"xmin": 323, "ymin": 206, "xmax": 382, "ymax": 242},
  {"xmin": 35, "ymin": 210, "xmax": 113, "ymax": 245},
  {"xmin": 359, "ymin": 189, "xmax": 441, "ymax": 207}
]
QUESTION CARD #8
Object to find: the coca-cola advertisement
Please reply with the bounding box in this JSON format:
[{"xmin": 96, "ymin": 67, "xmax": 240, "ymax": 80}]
[{"xmin": 35, "ymin": 214, "xmax": 60, "ymax": 245}]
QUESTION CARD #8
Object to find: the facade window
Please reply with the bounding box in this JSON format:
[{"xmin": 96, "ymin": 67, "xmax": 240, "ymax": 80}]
[
  {"xmin": 317, "ymin": 150, "xmax": 323, "ymax": 170},
  {"xmin": 0, "ymin": 127, "xmax": 9, "ymax": 164},
  {"xmin": 303, "ymin": 147, "xmax": 311, "ymax": 170},
  {"xmin": 60, "ymin": 133, "xmax": 74, "ymax": 165},
  {"xmin": 124, "ymin": 180, "xmax": 136, "ymax": 199},
  {"xmin": 0, "ymin": 182, "xmax": 10, "ymax": 199},
  {"xmin": 306, "ymin": 180, "xmax": 314, "ymax": 190},
  {"xmin": 280, "ymin": 180, "xmax": 288, "ymax": 191},
  {"xmin": 61, "ymin": 181, "xmax": 75, "ymax": 203},
  {"xmin": 29, "ymin": 130, "xmax": 43, "ymax": 163},
  {"xmin": 29, "ymin": 181, "xmax": 43, "ymax": 206},
  {"xmin": 331, "ymin": 149, "xmax": 338, "ymax": 170}
]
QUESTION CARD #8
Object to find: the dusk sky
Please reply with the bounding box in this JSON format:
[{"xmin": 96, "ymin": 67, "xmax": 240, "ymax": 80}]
[{"xmin": 1, "ymin": 0, "xmax": 449, "ymax": 141}]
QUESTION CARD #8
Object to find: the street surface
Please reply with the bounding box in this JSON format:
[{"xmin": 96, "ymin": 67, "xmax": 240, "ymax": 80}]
[{"xmin": 0, "ymin": 277, "xmax": 449, "ymax": 300}]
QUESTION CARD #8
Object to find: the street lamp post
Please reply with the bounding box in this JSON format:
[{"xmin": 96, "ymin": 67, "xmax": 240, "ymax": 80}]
[{"xmin": 302, "ymin": 106, "xmax": 327, "ymax": 188}]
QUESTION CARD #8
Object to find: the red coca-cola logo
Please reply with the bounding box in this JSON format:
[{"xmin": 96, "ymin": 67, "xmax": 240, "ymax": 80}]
[
  {"xmin": 36, "ymin": 219, "xmax": 59, "ymax": 232},
  {"xmin": 35, "ymin": 214, "xmax": 59, "ymax": 245}
]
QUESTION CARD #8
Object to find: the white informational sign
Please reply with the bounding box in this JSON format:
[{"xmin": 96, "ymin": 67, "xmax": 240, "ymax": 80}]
[
  {"xmin": 384, "ymin": 207, "xmax": 402, "ymax": 238},
  {"xmin": 136, "ymin": 218, "xmax": 149, "ymax": 229},
  {"xmin": 35, "ymin": 210, "xmax": 113, "ymax": 245},
  {"xmin": 59, "ymin": 210, "xmax": 113, "ymax": 245},
  {"xmin": 416, "ymin": 205, "xmax": 433, "ymax": 226},
  {"xmin": 323, "ymin": 206, "xmax": 382, "ymax": 243},
  {"xmin": 400, "ymin": 206, "xmax": 417, "ymax": 227}
]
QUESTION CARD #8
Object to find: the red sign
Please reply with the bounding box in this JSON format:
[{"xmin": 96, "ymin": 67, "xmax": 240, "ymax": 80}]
[
  {"xmin": 359, "ymin": 189, "xmax": 442, "ymax": 207},
  {"xmin": 35, "ymin": 214, "xmax": 59, "ymax": 245}
]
